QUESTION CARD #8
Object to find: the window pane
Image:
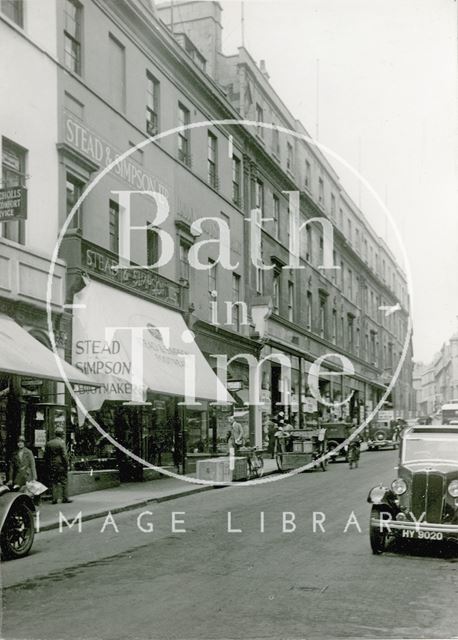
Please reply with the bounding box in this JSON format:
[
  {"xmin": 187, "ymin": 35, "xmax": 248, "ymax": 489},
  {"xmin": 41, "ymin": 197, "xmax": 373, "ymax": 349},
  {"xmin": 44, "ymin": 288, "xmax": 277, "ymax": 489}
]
[
  {"xmin": 109, "ymin": 34, "xmax": 125, "ymax": 111},
  {"xmin": 2, "ymin": 0, "xmax": 23, "ymax": 27},
  {"xmin": 66, "ymin": 174, "xmax": 84, "ymax": 229},
  {"xmin": 2, "ymin": 139, "xmax": 26, "ymax": 243},
  {"xmin": 207, "ymin": 134, "xmax": 217, "ymax": 187},
  {"xmin": 178, "ymin": 105, "xmax": 190, "ymax": 163},
  {"xmin": 180, "ymin": 243, "xmax": 190, "ymax": 281},
  {"xmin": 63, "ymin": 0, "xmax": 81, "ymax": 74},
  {"xmin": 109, "ymin": 201, "xmax": 119, "ymax": 254},
  {"xmin": 146, "ymin": 74, "xmax": 159, "ymax": 135},
  {"xmin": 147, "ymin": 228, "xmax": 159, "ymax": 267},
  {"xmin": 232, "ymin": 157, "xmax": 241, "ymax": 204}
]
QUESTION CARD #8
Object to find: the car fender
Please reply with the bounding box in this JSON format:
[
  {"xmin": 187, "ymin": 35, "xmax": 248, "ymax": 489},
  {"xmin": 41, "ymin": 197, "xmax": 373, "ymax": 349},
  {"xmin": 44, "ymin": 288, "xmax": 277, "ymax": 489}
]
[
  {"xmin": 0, "ymin": 493, "xmax": 35, "ymax": 533},
  {"xmin": 367, "ymin": 486, "xmax": 396, "ymax": 507}
]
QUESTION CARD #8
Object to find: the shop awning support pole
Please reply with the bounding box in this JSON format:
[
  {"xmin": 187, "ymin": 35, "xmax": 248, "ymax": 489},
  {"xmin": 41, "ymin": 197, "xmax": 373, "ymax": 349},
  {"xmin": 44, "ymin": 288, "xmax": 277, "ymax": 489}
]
[
  {"xmin": 180, "ymin": 403, "xmax": 186, "ymax": 475},
  {"xmin": 5, "ymin": 375, "xmax": 22, "ymax": 473}
]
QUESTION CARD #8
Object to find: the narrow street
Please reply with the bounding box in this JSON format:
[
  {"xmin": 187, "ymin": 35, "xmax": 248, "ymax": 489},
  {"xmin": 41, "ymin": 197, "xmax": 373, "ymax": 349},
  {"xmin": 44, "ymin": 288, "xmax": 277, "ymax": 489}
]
[{"xmin": 2, "ymin": 449, "xmax": 458, "ymax": 639}]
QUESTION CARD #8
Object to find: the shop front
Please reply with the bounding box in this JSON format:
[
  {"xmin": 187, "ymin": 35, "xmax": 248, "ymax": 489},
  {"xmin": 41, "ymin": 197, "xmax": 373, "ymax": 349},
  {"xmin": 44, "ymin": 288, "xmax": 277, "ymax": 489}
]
[
  {"xmin": 189, "ymin": 323, "xmax": 259, "ymax": 463},
  {"xmin": 71, "ymin": 279, "xmax": 232, "ymax": 480},
  {"xmin": 0, "ymin": 308, "xmax": 98, "ymax": 484},
  {"xmin": 0, "ymin": 238, "xmax": 100, "ymax": 490}
]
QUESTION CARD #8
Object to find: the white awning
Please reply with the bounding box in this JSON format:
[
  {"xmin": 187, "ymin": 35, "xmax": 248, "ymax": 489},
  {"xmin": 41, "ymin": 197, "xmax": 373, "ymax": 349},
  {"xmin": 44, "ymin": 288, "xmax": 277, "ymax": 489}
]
[
  {"xmin": 0, "ymin": 313, "xmax": 98, "ymax": 386},
  {"xmin": 72, "ymin": 281, "xmax": 232, "ymax": 413}
]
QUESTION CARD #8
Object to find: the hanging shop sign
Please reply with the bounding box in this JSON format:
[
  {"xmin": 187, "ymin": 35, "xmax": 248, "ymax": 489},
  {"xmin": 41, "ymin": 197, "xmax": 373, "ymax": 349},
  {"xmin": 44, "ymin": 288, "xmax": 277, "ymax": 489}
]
[
  {"xmin": 0, "ymin": 187, "xmax": 27, "ymax": 222},
  {"xmin": 227, "ymin": 380, "xmax": 243, "ymax": 391}
]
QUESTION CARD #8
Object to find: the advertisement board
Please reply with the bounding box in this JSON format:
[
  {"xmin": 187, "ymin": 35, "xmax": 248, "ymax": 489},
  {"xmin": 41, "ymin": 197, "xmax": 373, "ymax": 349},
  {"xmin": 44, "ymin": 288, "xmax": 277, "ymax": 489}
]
[{"xmin": 0, "ymin": 187, "xmax": 27, "ymax": 222}]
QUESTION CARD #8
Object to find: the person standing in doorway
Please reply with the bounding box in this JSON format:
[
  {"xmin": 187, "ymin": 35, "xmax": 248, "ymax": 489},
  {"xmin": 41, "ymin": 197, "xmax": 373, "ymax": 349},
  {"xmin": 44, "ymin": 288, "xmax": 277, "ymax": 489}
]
[
  {"xmin": 44, "ymin": 426, "xmax": 72, "ymax": 504},
  {"xmin": 266, "ymin": 418, "xmax": 277, "ymax": 459},
  {"xmin": 8, "ymin": 435, "xmax": 36, "ymax": 489}
]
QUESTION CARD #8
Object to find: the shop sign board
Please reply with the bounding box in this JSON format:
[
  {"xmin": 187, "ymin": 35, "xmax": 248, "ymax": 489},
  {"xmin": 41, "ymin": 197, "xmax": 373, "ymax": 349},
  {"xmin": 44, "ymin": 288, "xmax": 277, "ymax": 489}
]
[
  {"xmin": 81, "ymin": 240, "xmax": 181, "ymax": 308},
  {"xmin": 303, "ymin": 396, "xmax": 318, "ymax": 413},
  {"xmin": 378, "ymin": 409, "xmax": 394, "ymax": 422},
  {"xmin": 34, "ymin": 429, "xmax": 46, "ymax": 447},
  {"xmin": 0, "ymin": 187, "xmax": 27, "ymax": 222},
  {"xmin": 64, "ymin": 113, "xmax": 169, "ymax": 198},
  {"xmin": 227, "ymin": 380, "xmax": 243, "ymax": 391}
]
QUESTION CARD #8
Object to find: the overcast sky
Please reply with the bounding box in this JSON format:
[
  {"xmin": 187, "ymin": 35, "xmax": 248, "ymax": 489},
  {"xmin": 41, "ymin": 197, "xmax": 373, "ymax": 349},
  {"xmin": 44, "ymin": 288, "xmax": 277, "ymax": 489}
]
[{"xmin": 219, "ymin": 0, "xmax": 457, "ymax": 363}]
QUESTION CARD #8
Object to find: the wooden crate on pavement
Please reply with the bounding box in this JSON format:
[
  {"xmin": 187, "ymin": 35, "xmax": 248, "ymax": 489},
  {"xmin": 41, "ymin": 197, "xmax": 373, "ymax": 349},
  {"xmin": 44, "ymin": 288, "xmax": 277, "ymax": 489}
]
[{"xmin": 196, "ymin": 457, "xmax": 248, "ymax": 482}]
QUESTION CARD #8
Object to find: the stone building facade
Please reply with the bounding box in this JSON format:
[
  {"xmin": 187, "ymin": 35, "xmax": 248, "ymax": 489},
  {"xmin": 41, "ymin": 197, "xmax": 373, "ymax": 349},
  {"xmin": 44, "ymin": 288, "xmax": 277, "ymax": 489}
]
[
  {"xmin": 158, "ymin": 0, "xmax": 415, "ymax": 439},
  {"xmin": 0, "ymin": 0, "xmax": 415, "ymax": 481}
]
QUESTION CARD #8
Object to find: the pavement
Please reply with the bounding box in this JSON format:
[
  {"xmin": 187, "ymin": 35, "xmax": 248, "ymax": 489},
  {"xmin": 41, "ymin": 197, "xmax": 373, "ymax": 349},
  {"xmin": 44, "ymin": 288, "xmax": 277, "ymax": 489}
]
[
  {"xmin": 35, "ymin": 457, "xmax": 279, "ymax": 531},
  {"xmin": 3, "ymin": 448, "xmax": 458, "ymax": 639}
]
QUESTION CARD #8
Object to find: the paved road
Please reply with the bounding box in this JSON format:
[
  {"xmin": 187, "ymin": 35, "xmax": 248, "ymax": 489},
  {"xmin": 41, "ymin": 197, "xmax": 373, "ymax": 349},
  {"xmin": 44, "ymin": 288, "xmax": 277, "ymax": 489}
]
[{"xmin": 2, "ymin": 449, "xmax": 458, "ymax": 639}]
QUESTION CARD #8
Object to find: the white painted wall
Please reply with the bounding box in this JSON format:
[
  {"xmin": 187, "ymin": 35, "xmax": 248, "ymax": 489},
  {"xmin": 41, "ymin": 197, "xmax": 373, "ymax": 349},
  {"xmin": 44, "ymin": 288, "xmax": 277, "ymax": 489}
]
[{"xmin": 0, "ymin": 0, "xmax": 59, "ymax": 255}]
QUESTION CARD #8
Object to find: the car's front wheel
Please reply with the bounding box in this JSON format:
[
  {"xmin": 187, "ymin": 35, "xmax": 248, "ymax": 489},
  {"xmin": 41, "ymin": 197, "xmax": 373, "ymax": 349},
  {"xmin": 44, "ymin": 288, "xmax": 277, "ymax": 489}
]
[
  {"xmin": 1, "ymin": 502, "xmax": 35, "ymax": 560},
  {"xmin": 369, "ymin": 505, "xmax": 387, "ymax": 555}
]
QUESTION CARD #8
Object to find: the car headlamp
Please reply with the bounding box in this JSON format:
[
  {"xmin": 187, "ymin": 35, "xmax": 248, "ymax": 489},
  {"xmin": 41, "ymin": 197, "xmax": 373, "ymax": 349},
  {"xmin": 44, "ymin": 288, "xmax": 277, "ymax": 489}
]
[
  {"xmin": 369, "ymin": 486, "xmax": 386, "ymax": 504},
  {"xmin": 447, "ymin": 480, "xmax": 458, "ymax": 498},
  {"xmin": 391, "ymin": 478, "xmax": 407, "ymax": 495}
]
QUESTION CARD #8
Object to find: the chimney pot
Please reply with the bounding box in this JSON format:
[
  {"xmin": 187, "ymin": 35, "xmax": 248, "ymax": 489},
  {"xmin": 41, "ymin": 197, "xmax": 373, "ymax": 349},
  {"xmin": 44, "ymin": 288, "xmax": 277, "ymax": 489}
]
[{"xmin": 259, "ymin": 59, "xmax": 269, "ymax": 79}]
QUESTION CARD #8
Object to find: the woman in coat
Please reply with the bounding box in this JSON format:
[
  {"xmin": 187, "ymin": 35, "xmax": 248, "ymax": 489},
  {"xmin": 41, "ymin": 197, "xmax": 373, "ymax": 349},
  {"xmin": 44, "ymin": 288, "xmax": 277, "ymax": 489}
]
[{"xmin": 8, "ymin": 435, "xmax": 37, "ymax": 488}]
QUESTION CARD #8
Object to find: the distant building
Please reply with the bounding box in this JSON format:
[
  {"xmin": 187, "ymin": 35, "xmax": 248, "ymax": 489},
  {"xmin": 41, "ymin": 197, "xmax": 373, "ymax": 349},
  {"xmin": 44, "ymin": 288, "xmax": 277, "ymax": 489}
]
[{"xmin": 415, "ymin": 329, "xmax": 458, "ymax": 416}]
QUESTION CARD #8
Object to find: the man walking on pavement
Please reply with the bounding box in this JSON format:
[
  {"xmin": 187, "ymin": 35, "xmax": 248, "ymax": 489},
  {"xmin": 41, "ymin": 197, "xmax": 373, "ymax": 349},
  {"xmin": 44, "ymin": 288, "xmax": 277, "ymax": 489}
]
[
  {"xmin": 227, "ymin": 415, "xmax": 244, "ymax": 454},
  {"xmin": 44, "ymin": 426, "xmax": 72, "ymax": 504}
]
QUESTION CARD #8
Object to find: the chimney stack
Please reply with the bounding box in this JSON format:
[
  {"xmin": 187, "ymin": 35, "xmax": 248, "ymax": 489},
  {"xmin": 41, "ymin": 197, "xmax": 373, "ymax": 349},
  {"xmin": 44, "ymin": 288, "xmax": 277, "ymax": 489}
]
[{"xmin": 259, "ymin": 59, "xmax": 270, "ymax": 80}]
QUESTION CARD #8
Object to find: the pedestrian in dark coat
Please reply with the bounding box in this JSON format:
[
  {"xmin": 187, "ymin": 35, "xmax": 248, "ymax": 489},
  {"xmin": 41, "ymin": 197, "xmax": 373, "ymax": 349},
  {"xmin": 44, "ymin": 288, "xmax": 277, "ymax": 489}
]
[
  {"xmin": 44, "ymin": 426, "xmax": 72, "ymax": 504},
  {"xmin": 266, "ymin": 419, "xmax": 277, "ymax": 459},
  {"xmin": 8, "ymin": 436, "xmax": 36, "ymax": 489}
]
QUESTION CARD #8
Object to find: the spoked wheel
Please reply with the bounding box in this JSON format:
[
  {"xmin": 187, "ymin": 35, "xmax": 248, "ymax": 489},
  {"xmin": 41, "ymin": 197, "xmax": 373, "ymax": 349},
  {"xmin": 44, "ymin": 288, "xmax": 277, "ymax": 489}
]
[
  {"xmin": 1, "ymin": 503, "xmax": 35, "ymax": 559},
  {"xmin": 320, "ymin": 457, "xmax": 328, "ymax": 472},
  {"xmin": 369, "ymin": 505, "xmax": 387, "ymax": 555},
  {"xmin": 276, "ymin": 453, "xmax": 285, "ymax": 473},
  {"xmin": 327, "ymin": 441, "xmax": 339, "ymax": 462}
]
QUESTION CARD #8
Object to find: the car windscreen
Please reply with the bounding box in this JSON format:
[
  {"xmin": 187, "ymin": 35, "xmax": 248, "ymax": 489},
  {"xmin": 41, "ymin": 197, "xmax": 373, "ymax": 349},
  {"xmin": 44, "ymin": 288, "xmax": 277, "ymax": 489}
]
[{"xmin": 403, "ymin": 437, "xmax": 458, "ymax": 463}]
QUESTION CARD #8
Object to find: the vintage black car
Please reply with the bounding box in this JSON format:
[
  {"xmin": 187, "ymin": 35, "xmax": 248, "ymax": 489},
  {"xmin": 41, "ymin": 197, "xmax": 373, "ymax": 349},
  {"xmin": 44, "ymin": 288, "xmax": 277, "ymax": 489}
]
[
  {"xmin": 367, "ymin": 425, "xmax": 458, "ymax": 554},
  {"xmin": 367, "ymin": 420, "xmax": 400, "ymax": 451}
]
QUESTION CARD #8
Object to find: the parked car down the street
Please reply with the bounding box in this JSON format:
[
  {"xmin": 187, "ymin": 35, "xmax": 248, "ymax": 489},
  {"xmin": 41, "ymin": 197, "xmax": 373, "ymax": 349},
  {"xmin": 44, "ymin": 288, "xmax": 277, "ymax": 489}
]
[{"xmin": 366, "ymin": 420, "xmax": 400, "ymax": 451}]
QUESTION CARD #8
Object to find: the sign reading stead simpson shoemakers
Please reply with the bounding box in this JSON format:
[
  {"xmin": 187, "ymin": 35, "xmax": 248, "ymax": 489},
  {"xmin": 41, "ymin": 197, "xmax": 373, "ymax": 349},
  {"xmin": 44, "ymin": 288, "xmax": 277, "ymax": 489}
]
[{"xmin": 0, "ymin": 186, "xmax": 27, "ymax": 222}]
